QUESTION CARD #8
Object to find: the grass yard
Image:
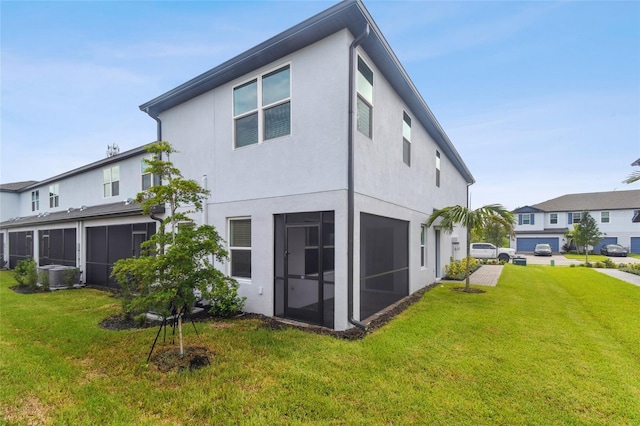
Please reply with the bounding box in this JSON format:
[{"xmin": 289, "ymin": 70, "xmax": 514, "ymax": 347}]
[{"xmin": 1, "ymin": 266, "xmax": 639, "ymax": 425}]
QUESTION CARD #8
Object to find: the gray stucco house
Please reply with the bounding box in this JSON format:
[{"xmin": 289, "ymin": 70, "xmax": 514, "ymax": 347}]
[
  {"xmin": 512, "ymin": 189, "xmax": 640, "ymax": 254},
  {"xmin": 1, "ymin": 0, "xmax": 474, "ymax": 330}
]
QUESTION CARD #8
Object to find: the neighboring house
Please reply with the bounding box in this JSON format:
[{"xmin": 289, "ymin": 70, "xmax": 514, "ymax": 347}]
[
  {"xmin": 512, "ymin": 189, "xmax": 640, "ymax": 254},
  {"xmin": 0, "ymin": 145, "xmax": 160, "ymax": 284},
  {"xmin": 1, "ymin": 0, "xmax": 474, "ymax": 331}
]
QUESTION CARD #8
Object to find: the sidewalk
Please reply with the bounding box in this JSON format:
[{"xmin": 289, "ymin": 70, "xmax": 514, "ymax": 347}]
[{"xmin": 594, "ymin": 269, "xmax": 640, "ymax": 287}]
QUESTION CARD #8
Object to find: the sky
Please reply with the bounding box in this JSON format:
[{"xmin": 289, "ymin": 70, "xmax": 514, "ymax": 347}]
[{"xmin": 1, "ymin": 0, "xmax": 639, "ymax": 210}]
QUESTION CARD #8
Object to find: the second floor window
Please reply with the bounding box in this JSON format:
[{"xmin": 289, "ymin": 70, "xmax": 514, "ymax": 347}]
[
  {"xmin": 550, "ymin": 213, "xmax": 558, "ymax": 224},
  {"xmin": 601, "ymin": 211, "xmax": 610, "ymax": 223},
  {"xmin": 569, "ymin": 212, "xmax": 582, "ymax": 224},
  {"xmin": 436, "ymin": 150, "xmax": 441, "ymax": 187},
  {"xmin": 31, "ymin": 190, "xmax": 39, "ymax": 211},
  {"xmin": 103, "ymin": 166, "xmax": 120, "ymax": 198},
  {"xmin": 49, "ymin": 184, "xmax": 59, "ymax": 208},
  {"xmin": 357, "ymin": 57, "xmax": 373, "ymax": 138},
  {"xmin": 519, "ymin": 213, "xmax": 534, "ymax": 225},
  {"xmin": 233, "ymin": 65, "xmax": 290, "ymax": 148},
  {"xmin": 403, "ymin": 112, "xmax": 411, "ymax": 166},
  {"xmin": 141, "ymin": 156, "xmax": 160, "ymax": 190}
]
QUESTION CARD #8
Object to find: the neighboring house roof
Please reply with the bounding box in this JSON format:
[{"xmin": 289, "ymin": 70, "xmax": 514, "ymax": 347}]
[
  {"xmin": 632, "ymin": 158, "xmax": 640, "ymax": 166},
  {"xmin": 512, "ymin": 206, "xmax": 544, "ymax": 214},
  {"xmin": 0, "ymin": 201, "xmax": 150, "ymax": 229},
  {"xmin": 525, "ymin": 190, "xmax": 640, "ymax": 213},
  {"xmin": 0, "ymin": 145, "xmax": 150, "ymax": 193},
  {"xmin": 0, "ymin": 181, "xmax": 39, "ymax": 192},
  {"xmin": 139, "ymin": 0, "xmax": 474, "ymax": 185}
]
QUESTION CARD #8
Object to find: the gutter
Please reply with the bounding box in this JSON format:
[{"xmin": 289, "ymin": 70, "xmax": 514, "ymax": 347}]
[
  {"xmin": 347, "ymin": 24, "xmax": 370, "ymax": 330},
  {"xmin": 144, "ymin": 107, "xmax": 162, "ymax": 141}
]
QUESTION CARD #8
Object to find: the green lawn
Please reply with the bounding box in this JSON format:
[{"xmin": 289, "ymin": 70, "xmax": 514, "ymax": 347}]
[{"xmin": 1, "ymin": 266, "xmax": 639, "ymax": 425}]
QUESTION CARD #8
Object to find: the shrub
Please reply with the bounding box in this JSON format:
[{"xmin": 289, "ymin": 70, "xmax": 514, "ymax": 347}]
[
  {"xmin": 208, "ymin": 278, "xmax": 246, "ymax": 317},
  {"xmin": 444, "ymin": 257, "xmax": 479, "ymax": 280},
  {"xmin": 13, "ymin": 258, "xmax": 38, "ymax": 290}
]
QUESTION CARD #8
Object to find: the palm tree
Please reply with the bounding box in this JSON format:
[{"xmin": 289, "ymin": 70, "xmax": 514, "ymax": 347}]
[
  {"xmin": 623, "ymin": 158, "xmax": 640, "ymax": 184},
  {"xmin": 425, "ymin": 204, "xmax": 515, "ymax": 292}
]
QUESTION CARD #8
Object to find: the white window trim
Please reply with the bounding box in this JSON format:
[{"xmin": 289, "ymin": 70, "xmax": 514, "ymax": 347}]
[
  {"xmin": 232, "ymin": 63, "xmax": 292, "ymax": 149},
  {"xmin": 420, "ymin": 224, "xmax": 427, "ymax": 269},
  {"xmin": 522, "ymin": 214, "xmax": 531, "ymax": 225},
  {"xmin": 601, "ymin": 211, "xmax": 610, "ymax": 223},
  {"xmin": 49, "ymin": 184, "xmax": 59, "ymax": 208},
  {"xmin": 103, "ymin": 166, "xmax": 120, "ymax": 198},
  {"xmin": 31, "ymin": 190, "xmax": 39, "ymax": 212},
  {"xmin": 549, "ymin": 213, "xmax": 558, "ymax": 224},
  {"xmin": 356, "ymin": 55, "xmax": 374, "ymax": 139},
  {"xmin": 403, "ymin": 111, "xmax": 411, "ymax": 167},
  {"xmin": 228, "ymin": 217, "xmax": 252, "ymax": 283}
]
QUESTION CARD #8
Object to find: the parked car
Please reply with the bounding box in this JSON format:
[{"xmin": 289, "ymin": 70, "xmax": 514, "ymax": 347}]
[
  {"xmin": 534, "ymin": 243, "xmax": 552, "ymax": 256},
  {"xmin": 469, "ymin": 243, "xmax": 516, "ymax": 262},
  {"xmin": 600, "ymin": 244, "xmax": 628, "ymax": 257}
]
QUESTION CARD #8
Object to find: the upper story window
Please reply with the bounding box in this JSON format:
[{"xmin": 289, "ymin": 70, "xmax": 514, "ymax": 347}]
[
  {"xmin": 103, "ymin": 166, "xmax": 120, "ymax": 198},
  {"xmin": 233, "ymin": 65, "xmax": 291, "ymax": 148},
  {"xmin": 402, "ymin": 112, "xmax": 411, "ymax": 166},
  {"xmin": 435, "ymin": 150, "xmax": 441, "ymax": 187},
  {"xmin": 49, "ymin": 184, "xmax": 59, "ymax": 208},
  {"xmin": 549, "ymin": 213, "xmax": 558, "ymax": 224},
  {"xmin": 141, "ymin": 156, "xmax": 160, "ymax": 190},
  {"xmin": 357, "ymin": 57, "xmax": 373, "ymax": 138},
  {"xmin": 31, "ymin": 190, "xmax": 39, "ymax": 212},
  {"xmin": 568, "ymin": 212, "xmax": 582, "ymax": 224},
  {"xmin": 229, "ymin": 218, "xmax": 252, "ymax": 279},
  {"xmin": 601, "ymin": 211, "xmax": 610, "ymax": 223},
  {"xmin": 519, "ymin": 213, "xmax": 534, "ymax": 225}
]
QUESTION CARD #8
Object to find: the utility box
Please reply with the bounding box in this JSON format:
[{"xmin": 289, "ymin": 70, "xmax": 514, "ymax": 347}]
[{"xmin": 513, "ymin": 257, "xmax": 527, "ymax": 266}]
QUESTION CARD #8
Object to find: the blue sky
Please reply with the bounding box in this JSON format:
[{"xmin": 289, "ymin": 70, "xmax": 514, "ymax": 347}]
[{"xmin": 2, "ymin": 0, "xmax": 639, "ymax": 210}]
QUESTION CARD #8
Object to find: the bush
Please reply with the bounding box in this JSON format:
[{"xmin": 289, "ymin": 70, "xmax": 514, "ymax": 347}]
[
  {"xmin": 208, "ymin": 278, "xmax": 246, "ymax": 317},
  {"xmin": 13, "ymin": 258, "xmax": 38, "ymax": 290},
  {"xmin": 444, "ymin": 257, "xmax": 480, "ymax": 280}
]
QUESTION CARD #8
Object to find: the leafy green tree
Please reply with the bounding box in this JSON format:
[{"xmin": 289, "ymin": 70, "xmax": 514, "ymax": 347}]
[
  {"xmin": 471, "ymin": 218, "xmax": 514, "ymax": 248},
  {"xmin": 425, "ymin": 204, "xmax": 514, "ymax": 292},
  {"xmin": 111, "ymin": 141, "xmax": 245, "ymax": 357},
  {"xmin": 572, "ymin": 211, "xmax": 603, "ymax": 264}
]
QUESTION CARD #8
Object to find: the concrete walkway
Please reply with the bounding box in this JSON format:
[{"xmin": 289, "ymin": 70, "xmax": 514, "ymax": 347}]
[
  {"xmin": 468, "ymin": 264, "xmax": 504, "ymax": 287},
  {"xmin": 594, "ymin": 269, "xmax": 640, "ymax": 287}
]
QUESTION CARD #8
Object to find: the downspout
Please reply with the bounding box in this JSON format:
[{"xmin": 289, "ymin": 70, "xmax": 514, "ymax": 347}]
[
  {"xmin": 144, "ymin": 107, "xmax": 162, "ymax": 141},
  {"xmin": 202, "ymin": 175, "xmax": 209, "ymax": 226},
  {"xmin": 347, "ymin": 24, "xmax": 370, "ymax": 330}
]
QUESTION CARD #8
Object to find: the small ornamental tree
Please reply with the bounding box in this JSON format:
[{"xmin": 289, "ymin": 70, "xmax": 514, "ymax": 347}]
[
  {"xmin": 572, "ymin": 211, "xmax": 603, "ymax": 264},
  {"xmin": 425, "ymin": 204, "xmax": 514, "ymax": 292},
  {"xmin": 111, "ymin": 141, "xmax": 245, "ymax": 357}
]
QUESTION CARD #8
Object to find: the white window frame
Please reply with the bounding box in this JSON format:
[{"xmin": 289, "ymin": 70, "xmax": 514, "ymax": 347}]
[
  {"xmin": 420, "ymin": 224, "xmax": 427, "ymax": 268},
  {"xmin": 103, "ymin": 166, "xmax": 120, "ymax": 198},
  {"xmin": 601, "ymin": 211, "xmax": 610, "ymax": 223},
  {"xmin": 522, "ymin": 214, "xmax": 531, "ymax": 225},
  {"xmin": 31, "ymin": 190, "xmax": 39, "ymax": 212},
  {"xmin": 49, "ymin": 184, "xmax": 59, "ymax": 208},
  {"xmin": 356, "ymin": 56, "xmax": 373, "ymax": 138},
  {"xmin": 233, "ymin": 64, "xmax": 291, "ymax": 149},
  {"xmin": 403, "ymin": 111, "xmax": 411, "ymax": 167},
  {"xmin": 141, "ymin": 155, "xmax": 160, "ymax": 190},
  {"xmin": 435, "ymin": 150, "xmax": 441, "ymax": 187},
  {"xmin": 571, "ymin": 212, "xmax": 582, "ymax": 224},
  {"xmin": 549, "ymin": 213, "xmax": 558, "ymax": 224},
  {"xmin": 229, "ymin": 217, "xmax": 252, "ymax": 281}
]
